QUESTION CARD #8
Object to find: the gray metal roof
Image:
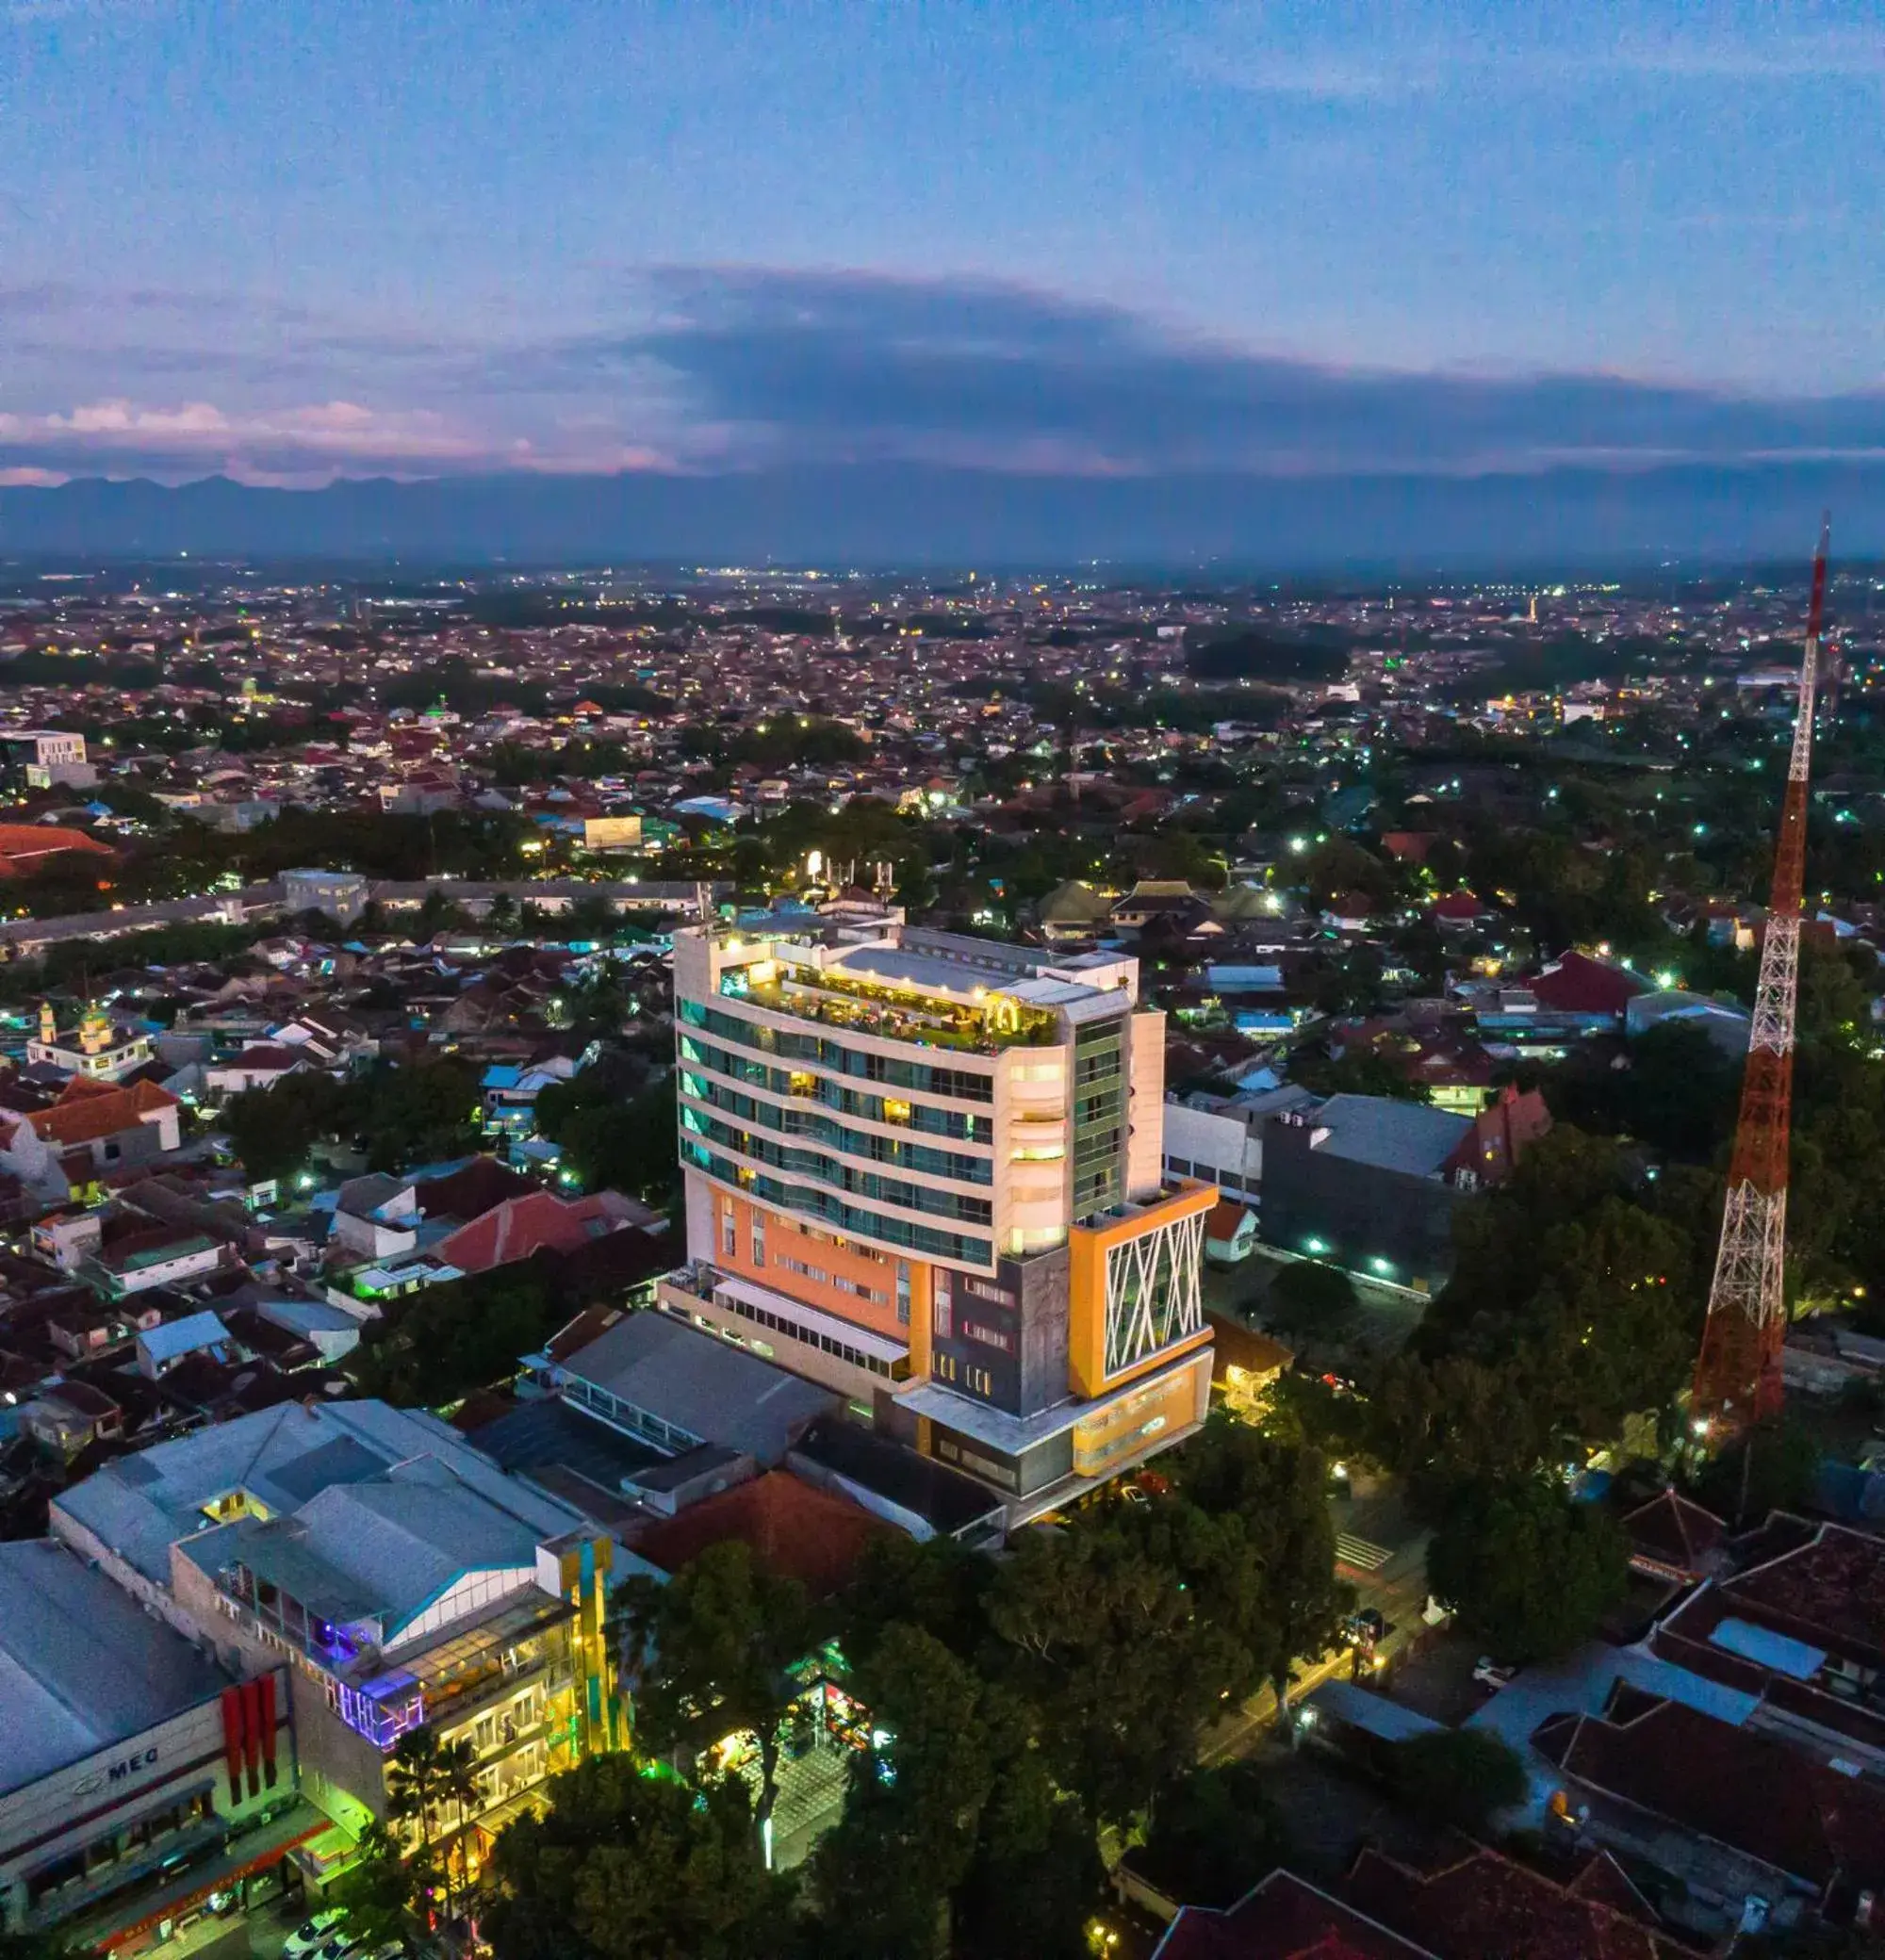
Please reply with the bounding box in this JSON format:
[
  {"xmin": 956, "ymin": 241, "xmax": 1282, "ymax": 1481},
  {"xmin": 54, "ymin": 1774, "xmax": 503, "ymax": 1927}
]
[
  {"xmin": 55, "ymin": 1399, "xmax": 582, "ymax": 1585},
  {"xmin": 1308, "ymin": 1094, "xmax": 1472, "ymax": 1178},
  {"xmin": 0, "ymin": 1540, "xmax": 231, "ymax": 1796},
  {"xmin": 138, "ymin": 1310, "xmax": 232, "ymax": 1365},
  {"xmin": 826, "ymin": 946, "xmax": 993, "ymax": 996},
  {"xmin": 558, "ymin": 1311, "xmax": 838, "ymax": 1466},
  {"xmin": 1304, "ymin": 1677, "xmax": 1444, "ymax": 1742},
  {"xmin": 192, "ymin": 1465, "xmax": 552, "ymax": 1649}
]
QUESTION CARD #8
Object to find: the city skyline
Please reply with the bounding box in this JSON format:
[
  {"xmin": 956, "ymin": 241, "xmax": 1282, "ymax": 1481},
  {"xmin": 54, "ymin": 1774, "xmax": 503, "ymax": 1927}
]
[{"xmin": 2, "ymin": 0, "xmax": 1880, "ymax": 502}]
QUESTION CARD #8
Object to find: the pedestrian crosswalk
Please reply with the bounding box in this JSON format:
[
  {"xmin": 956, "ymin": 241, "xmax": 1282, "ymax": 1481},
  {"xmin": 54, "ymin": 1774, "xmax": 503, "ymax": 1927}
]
[{"xmin": 1335, "ymin": 1532, "xmax": 1393, "ymax": 1573}]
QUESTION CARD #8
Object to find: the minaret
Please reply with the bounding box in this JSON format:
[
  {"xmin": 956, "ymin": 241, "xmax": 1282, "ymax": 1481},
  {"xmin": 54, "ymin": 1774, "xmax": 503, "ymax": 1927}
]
[{"xmin": 38, "ymin": 1000, "xmax": 56, "ymax": 1048}]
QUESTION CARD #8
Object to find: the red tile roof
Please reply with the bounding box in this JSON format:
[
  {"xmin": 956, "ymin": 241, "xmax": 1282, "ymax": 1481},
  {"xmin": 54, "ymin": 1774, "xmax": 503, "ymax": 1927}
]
[
  {"xmin": 1344, "ymin": 1846, "xmax": 1683, "ymax": 1960},
  {"xmin": 27, "ymin": 1077, "xmax": 177, "ymax": 1150},
  {"xmin": 1535, "ymin": 1687, "xmax": 1885, "ymax": 1894},
  {"xmin": 1528, "ymin": 952, "xmax": 1649, "ymax": 1016},
  {"xmin": 1620, "ymin": 1489, "xmax": 1727, "ymax": 1578},
  {"xmin": 220, "ymin": 1044, "xmax": 302, "ymax": 1071},
  {"xmin": 435, "ymin": 1188, "xmax": 634, "ymax": 1274},
  {"xmin": 0, "ymin": 824, "xmax": 114, "ymax": 878},
  {"xmin": 1724, "ymin": 1521, "xmax": 1885, "ymax": 1668},
  {"xmin": 1154, "ymin": 1870, "xmax": 1434, "ymax": 1960},
  {"xmin": 630, "ymin": 1471, "xmax": 893, "ymax": 1598}
]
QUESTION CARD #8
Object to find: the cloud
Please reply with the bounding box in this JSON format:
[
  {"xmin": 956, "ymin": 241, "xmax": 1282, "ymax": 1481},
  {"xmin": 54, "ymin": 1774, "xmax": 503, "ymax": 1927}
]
[
  {"xmin": 6, "ymin": 266, "xmax": 1885, "ymax": 484},
  {"xmin": 4, "ymin": 0, "xmax": 161, "ymax": 24},
  {"xmin": 0, "ymin": 398, "xmax": 540, "ymax": 483},
  {"xmin": 1172, "ymin": 13, "xmax": 1885, "ymax": 102},
  {"xmin": 594, "ymin": 268, "xmax": 1885, "ymax": 476}
]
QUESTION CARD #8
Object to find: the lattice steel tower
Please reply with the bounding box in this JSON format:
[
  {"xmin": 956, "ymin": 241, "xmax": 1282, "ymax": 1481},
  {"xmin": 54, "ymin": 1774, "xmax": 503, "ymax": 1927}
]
[{"xmin": 1692, "ymin": 518, "xmax": 1830, "ymax": 1430}]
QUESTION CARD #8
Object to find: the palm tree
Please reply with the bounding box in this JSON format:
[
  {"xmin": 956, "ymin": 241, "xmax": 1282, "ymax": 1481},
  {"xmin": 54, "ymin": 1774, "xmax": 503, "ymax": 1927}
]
[
  {"xmin": 385, "ymin": 1724, "xmax": 480, "ymax": 1924},
  {"xmin": 434, "ymin": 1737, "xmax": 484, "ymax": 1913}
]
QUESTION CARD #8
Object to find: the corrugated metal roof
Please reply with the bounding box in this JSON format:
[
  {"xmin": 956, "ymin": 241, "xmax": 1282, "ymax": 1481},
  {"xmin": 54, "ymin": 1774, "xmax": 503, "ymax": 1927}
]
[
  {"xmin": 558, "ymin": 1312, "xmax": 838, "ymax": 1467},
  {"xmin": 0, "ymin": 1541, "xmax": 230, "ymax": 1796},
  {"xmin": 1310, "ymin": 1094, "xmax": 1472, "ymax": 1177}
]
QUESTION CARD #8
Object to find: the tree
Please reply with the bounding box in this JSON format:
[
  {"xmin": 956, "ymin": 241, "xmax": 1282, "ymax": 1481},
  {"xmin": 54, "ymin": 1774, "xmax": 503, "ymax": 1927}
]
[
  {"xmin": 1426, "ymin": 1478, "xmax": 1629, "ymax": 1663},
  {"xmin": 987, "ymin": 1517, "xmax": 1245, "ymax": 1826},
  {"xmin": 1303, "ymin": 837, "xmax": 1394, "ymax": 912},
  {"xmin": 384, "ymin": 1723, "xmax": 481, "ymax": 1925},
  {"xmin": 329, "ymin": 1820, "xmax": 418, "ymax": 1949},
  {"xmin": 482, "ymin": 1757, "xmax": 792, "ymax": 1960},
  {"xmin": 1264, "ymin": 1260, "xmax": 1359, "ymax": 1334},
  {"xmin": 953, "ymin": 1751, "xmax": 1101, "ymax": 1960},
  {"xmin": 838, "ymin": 1529, "xmax": 997, "ymax": 1668},
  {"xmin": 1172, "ymin": 1420, "xmax": 1352, "ymax": 1716},
  {"xmin": 219, "ymin": 1070, "xmax": 352, "ymax": 1184},
  {"xmin": 347, "ymin": 1267, "xmax": 556, "ymax": 1407},
  {"xmin": 358, "ymin": 1056, "xmax": 482, "ymax": 1171},
  {"xmin": 1399, "ymin": 1126, "xmax": 1704, "ymax": 1493},
  {"xmin": 538, "ymin": 1076, "xmax": 679, "ymax": 1202},
  {"xmin": 1389, "ymin": 1729, "xmax": 1528, "ymax": 1834},
  {"xmin": 1691, "ymin": 1414, "xmax": 1823, "ymax": 1527},
  {"xmin": 616, "ymin": 1543, "xmax": 815, "ymax": 1845},
  {"xmin": 1133, "ymin": 1761, "xmax": 1291, "ymax": 1910},
  {"xmin": 807, "ymin": 1625, "xmax": 1004, "ymax": 1959}
]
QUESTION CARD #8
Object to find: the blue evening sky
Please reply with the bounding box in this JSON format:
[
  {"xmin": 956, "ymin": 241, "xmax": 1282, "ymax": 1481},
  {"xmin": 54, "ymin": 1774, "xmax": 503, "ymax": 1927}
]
[{"xmin": 0, "ymin": 0, "xmax": 1878, "ymax": 482}]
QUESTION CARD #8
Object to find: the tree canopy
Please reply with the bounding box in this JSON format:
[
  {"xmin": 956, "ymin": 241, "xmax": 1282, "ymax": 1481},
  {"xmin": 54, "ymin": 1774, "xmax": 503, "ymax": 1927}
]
[
  {"xmin": 1426, "ymin": 1477, "xmax": 1630, "ymax": 1664},
  {"xmin": 482, "ymin": 1757, "xmax": 795, "ymax": 1960}
]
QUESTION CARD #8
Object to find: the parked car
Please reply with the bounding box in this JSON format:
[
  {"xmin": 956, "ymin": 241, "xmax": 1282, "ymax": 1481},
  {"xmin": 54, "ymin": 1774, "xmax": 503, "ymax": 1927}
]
[
  {"xmin": 285, "ymin": 1913, "xmax": 348, "ymax": 1960},
  {"xmin": 1341, "ymin": 1608, "xmax": 1387, "ymax": 1647}
]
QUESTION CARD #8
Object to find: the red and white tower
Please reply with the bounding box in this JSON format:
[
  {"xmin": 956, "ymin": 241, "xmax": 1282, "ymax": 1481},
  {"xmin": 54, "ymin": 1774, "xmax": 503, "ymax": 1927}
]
[{"xmin": 1692, "ymin": 518, "xmax": 1830, "ymax": 1430}]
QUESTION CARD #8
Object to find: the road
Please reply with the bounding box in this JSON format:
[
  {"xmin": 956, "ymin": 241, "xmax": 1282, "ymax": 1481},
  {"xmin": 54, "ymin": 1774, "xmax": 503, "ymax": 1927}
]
[
  {"xmin": 0, "ymin": 875, "xmax": 729, "ymax": 955},
  {"xmin": 1199, "ymin": 1474, "xmax": 1434, "ymax": 1766}
]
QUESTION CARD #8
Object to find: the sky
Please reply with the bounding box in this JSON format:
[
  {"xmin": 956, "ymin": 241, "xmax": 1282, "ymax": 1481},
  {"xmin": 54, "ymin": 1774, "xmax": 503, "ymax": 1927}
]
[{"xmin": 0, "ymin": 0, "xmax": 1880, "ymax": 487}]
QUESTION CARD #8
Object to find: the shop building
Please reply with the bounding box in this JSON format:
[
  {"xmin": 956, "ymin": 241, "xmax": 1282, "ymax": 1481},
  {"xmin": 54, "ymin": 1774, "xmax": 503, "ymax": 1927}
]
[
  {"xmin": 0, "ymin": 1540, "xmax": 310, "ymax": 1953},
  {"xmin": 664, "ymin": 907, "xmax": 1214, "ymax": 1522},
  {"xmin": 51, "ymin": 1398, "xmax": 628, "ymax": 1891}
]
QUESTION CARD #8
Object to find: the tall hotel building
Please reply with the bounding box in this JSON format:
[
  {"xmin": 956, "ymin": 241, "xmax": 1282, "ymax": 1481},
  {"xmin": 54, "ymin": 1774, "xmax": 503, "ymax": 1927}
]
[{"xmin": 664, "ymin": 907, "xmax": 1214, "ymax": 1522}]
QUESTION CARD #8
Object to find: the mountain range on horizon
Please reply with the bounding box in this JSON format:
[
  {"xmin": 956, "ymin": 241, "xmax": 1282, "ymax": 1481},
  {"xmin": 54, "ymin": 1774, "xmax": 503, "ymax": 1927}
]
[{"xmin": 0, "ymin": 463, "xmax": 1877, "ymax": 573}]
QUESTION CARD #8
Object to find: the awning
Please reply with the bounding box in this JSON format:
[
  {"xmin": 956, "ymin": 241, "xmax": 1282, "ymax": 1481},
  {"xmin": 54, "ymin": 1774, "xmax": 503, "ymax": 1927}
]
[{"xmin": 65, "ymin": 1802, "xmax": 329, "ymax": 1952}]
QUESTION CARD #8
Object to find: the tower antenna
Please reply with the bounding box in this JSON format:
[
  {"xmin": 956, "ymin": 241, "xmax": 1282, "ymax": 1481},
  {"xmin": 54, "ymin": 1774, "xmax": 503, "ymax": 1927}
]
[{"xmin": 1692, "ymin": 516, "xmax": 1830, "ymax": 1432}]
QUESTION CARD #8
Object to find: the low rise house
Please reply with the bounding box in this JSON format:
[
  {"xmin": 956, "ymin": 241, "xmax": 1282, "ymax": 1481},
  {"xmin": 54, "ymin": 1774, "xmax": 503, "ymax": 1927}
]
[
  {"xmin": 23, "ymin": 1078, "xmax": 183, "ymax": 1178},
  {"xmin": 204, "ymin": 1044, "xmax": 305, "ymax": 1100},
  {"xmin": 1536, "ymin": 1681, "xmax": 1885, "ymax": 1936}
]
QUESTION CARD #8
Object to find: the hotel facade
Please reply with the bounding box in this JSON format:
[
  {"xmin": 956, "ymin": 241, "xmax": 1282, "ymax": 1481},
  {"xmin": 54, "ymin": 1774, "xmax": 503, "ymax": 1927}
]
[{"xmin": 663, "ymin": 907, "xmax": 1214, "ymax": 1521}]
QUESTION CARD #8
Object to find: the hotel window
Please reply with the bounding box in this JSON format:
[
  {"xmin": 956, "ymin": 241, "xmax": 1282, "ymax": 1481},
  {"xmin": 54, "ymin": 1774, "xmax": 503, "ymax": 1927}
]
[
  {"xmin": 895, "ymin": 1260, "xmax": 911, "ymax": 1327},
  {"xmin": 932, "ymin": 1269, "xmax": 953, "ymax": 1339},
  {"xmin": 750, "ymin": 1211, "xmax": 765, "ymax": 1269},
  {"xmin": 720, "ymin": 1200, "xmax": 736, "ymax": 1258}
]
